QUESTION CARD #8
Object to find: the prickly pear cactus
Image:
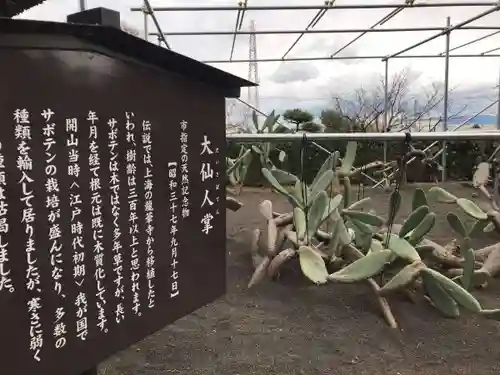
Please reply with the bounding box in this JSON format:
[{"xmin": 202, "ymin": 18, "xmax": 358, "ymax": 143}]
[
  {"xmin": 250, "ymin": 151, "xmax": 500, "ymax": 328},
  {"xmin": 225, "ymin": 153, "xmax": 249, "ymax": 211},
  {"xmin": 428, "ymin": 185, "xmax": 500, "ymax": 289}
]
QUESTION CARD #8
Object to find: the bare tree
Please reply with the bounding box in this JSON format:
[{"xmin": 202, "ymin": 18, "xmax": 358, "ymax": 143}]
[{"xmin": 331, "ymin": 68, "xmax": 465, "ymax": 132}]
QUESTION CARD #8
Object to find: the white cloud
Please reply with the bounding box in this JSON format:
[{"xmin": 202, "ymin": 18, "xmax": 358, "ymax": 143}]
[
  {"xmin": 270, "ymin": 62, "xmax": 320, "ymax": 83},
  {"xmin": 18, "ymin": 0, "xmax": 500, "ymax": 118}
]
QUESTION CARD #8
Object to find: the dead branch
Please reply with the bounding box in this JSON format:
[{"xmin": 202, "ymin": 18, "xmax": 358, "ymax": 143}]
[{"xmin": 330, "ymin": 68, "xmax": 467, "ymax": 133}]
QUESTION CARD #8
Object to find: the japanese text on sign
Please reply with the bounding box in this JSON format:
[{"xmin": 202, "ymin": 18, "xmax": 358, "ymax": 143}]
[
  {"xmin": 88, "ymin": 111, "xmax": 108, "ymax": 333},
  {"xmin": 168, "ymin": 161, "xmax": 180, "ymax": 299},
  {"xmin": 67, "ymin": 115, "xmax": 89, "ymax": 342},
  {"xmin": 15, "ymin": 108, "xmax": 44, "ymax": 362},
  {"xmin": 108, "ymin": 117, "xmax": 125, "ymax": 324},
  {"xmin": 179, "ymin": 120, "xmax": 190, "ymax": 219},
  {"xmin": 0, "ymin": 140, "xmax": 12, "ymax": 294},
  {"xmin": 42, "ymin": 108, "xmax": 68, "ymax": 350},
  {"xmin": 9, "ymin": 109, "xmax": 164, "ymax": 362},
  {"xmin": 200, "ymin": 134, "xmax": 220, "ymax": 235},
  {"xmin": 142, "ymin": 120, "xmax": 156, "ymax": 309},
  {"xmin": 126, "ymin": 112, "xmax": 142, "ymax": 317},
  {"xmin": 0, "ymin": 97, "xmax": 228, "ymax": 375}
]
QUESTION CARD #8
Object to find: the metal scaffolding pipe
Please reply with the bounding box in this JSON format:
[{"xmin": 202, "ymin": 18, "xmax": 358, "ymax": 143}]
[
  {"xmin": 330, "ymin": 5, "xmax": 407, "ymax": 58},
  {"xmin": 482, "ymin": 46, "xmax": 500, "ymax": 54},
  {"xmin": 202, "ymin": 54, "xmax": 500, "ymax": 63},
  {"xmin": 227, "ymin": 132, "xmax": 500, "ymax": 142},
  {"xmin": 131, "ymin": 3, "xmax": 500, "ymax": 12},
  {"xmin": 383, "ymin": 59, "xmax": 390, "ymax": 188},
  {"xmin": 229, "ymin": 2, "xmax": 244, "ymax": 61},
  {"xmin": 142, "ymin": 0, "xmax": 171, "ymax": 49},
  {"xmin": 238, "ymin": 0, "xmax": 248, "ymax": 30},
  {"xmin": 442, "ymin": 17, "xmax": 451, "ymax": 182},
  {"xmin": 497, "ymin": 68, "xmax": 500, "ymax": 130},
  {"xmin": 151, "ymin": 26, "xmax": 500, "ymax": 36},
  {"xmin": 281, "ymin": 1, "xmax": 333, "ymax": 59},
  {"xmin": 443, "ymin": 17, "xmax": 451, "ymax": 132},
  {"xmin": 143, "ymin": 1, "xmax": 148, "ymax": 41},
  {"xmin": 440, "ymin": 30, "xmax": 500, "ymax": 55},
  {"xmin": 385, "ymin": 5, "xmax": 500, "ymax": 60},
  {"xmin": 384, "ymin": 60, "xmax": 389, "ymax": 133},
  {"xmin": 378, "ymin": 6, "xmax": 404, "ymax": 26}
]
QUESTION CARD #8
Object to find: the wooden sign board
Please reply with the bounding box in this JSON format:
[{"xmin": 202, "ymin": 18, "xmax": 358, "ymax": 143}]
[{"xmin": 0, "ymin": 45, "xmax": 226, "ymax": 374}]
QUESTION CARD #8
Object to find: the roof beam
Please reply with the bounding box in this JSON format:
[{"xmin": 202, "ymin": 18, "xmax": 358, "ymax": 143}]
[
  {"xmin": 131, "ymin": 3, "xmax": 500, "ymax": 12},
  {"xmin": 201, "ymin": 54, "xmax": 500, "ymax": 64},
  {"xmin": 439, "ymin": 30, "xmax": 500, "ymax": 55},
  {"xmin": 384, "ymin": 5, "xmax": 500, "ymax": 60},
  {"xmin": 280, "ymin": 0, "xmax": 334, "ymax": 59},
  {"xmin": 150, "ymin": 26, "xmax": 500, "ymax": 36},
  {"xmin": 330, "ymin": 0, "xmax": 411, "ymax": 58}
]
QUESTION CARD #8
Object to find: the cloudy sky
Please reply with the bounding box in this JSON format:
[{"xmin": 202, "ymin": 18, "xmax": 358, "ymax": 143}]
[{"xmin": 17, "ymin": 0, "xmax": 500, "ymax": 120}]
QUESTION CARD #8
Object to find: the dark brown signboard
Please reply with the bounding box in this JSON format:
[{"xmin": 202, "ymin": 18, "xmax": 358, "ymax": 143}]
[{"xmin": 0, "ymin": 39, "xmax": 228, "ymax": 374}]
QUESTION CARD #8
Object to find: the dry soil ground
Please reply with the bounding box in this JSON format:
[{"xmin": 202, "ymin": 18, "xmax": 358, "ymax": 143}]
[{"xmin": 101, "ymin": 183, "xmax": 500, "ymax": 375}]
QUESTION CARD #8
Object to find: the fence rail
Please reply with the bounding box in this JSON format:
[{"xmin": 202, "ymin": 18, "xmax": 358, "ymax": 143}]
[{"xmin": 226, "ymin": 131, "xmax": 500, "ymax": 142}]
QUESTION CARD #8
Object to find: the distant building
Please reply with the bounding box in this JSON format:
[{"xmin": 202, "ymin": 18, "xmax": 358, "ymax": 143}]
[
  {"xmin": 448, "ymin": 114, "xmax": 497, "ymax": 127},
  {"xmin": 389, "ymin": 114, "xmax": 499, "ymax": 132}
]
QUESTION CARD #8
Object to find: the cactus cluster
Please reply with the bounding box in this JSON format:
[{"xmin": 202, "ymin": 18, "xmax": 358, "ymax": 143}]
[
  {"xmin": 226, "ymin": 110, "xmax": 296, "ymax": 212},
  {"xmin": 428, "ymin": 185, "xmax": 500, "ymax": 289},
  {"xmin": 226, "ymin": 110, "xmax": 293, "ymax": 190},
  {"xmin": 226, "ymin": 109, "xmax": 324, "ymax": 212},
  {"xmin": 226, "ymin": 149, "xmax": 252, "ymax": 212},
  {"xmin": 249, "ymin": 142, "xmax": 500, "ymax": 328},
  {"xmin": 374, "ymin": 143, "xmax": 443, "ymax": 186}
]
